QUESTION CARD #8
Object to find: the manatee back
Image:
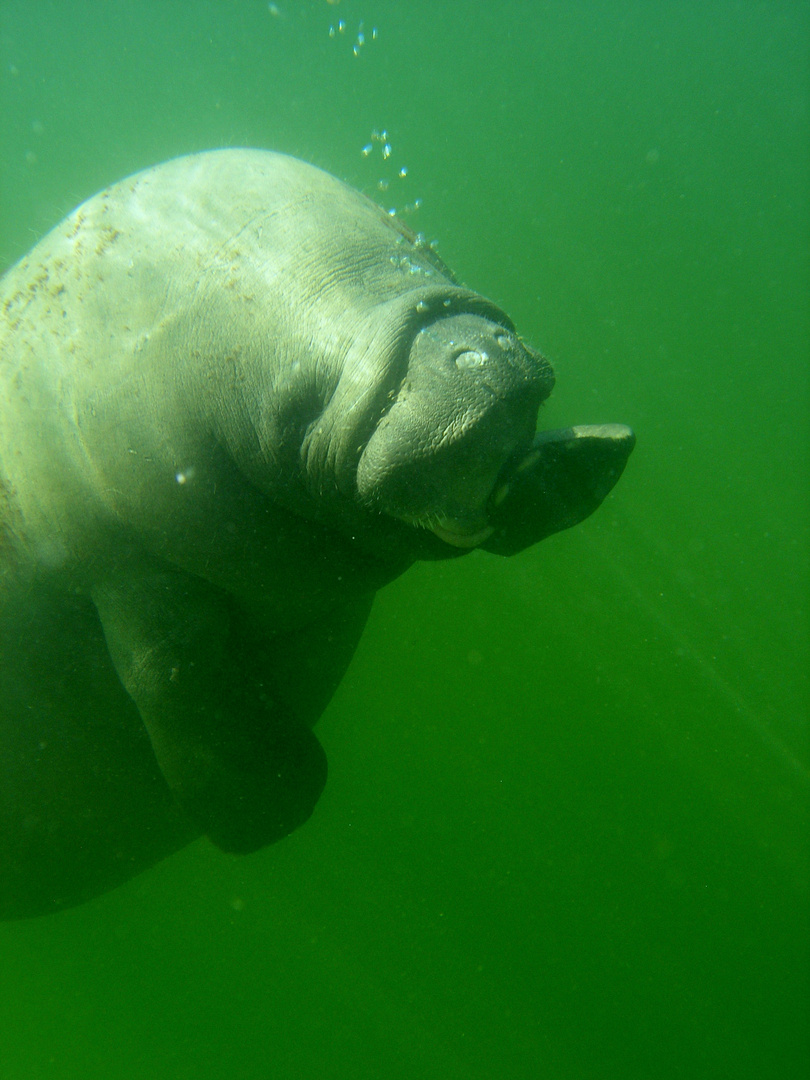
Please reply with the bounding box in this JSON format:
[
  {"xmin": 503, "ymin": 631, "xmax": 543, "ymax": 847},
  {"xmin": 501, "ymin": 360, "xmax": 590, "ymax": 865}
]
[{"xmin": 0, "ymin": 149, "xmax": 450, "ymax": 381}]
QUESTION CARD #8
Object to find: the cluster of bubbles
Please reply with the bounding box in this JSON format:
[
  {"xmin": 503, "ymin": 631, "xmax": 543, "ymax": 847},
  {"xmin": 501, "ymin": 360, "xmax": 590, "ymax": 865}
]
[
  {"xmin": 321, "ymin": 2, "xmax": 425, "ymax": 223},
  {"xmin": 328, "ymin": 18, "xmax": 378, "ymax": 56},
  {"xmin": 359, "ymin": 129, "xmax": 423, "ymax": 219},
  {"xmin": 324, "ymin": 0, "xmax": 377, "ymax": 57}
]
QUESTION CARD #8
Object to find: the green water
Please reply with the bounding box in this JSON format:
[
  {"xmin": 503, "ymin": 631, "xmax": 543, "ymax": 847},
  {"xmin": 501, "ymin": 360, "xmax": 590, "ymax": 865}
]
[{"xmin": 0, "ymin": 1, "xmax": 807, "ymax": 1077}]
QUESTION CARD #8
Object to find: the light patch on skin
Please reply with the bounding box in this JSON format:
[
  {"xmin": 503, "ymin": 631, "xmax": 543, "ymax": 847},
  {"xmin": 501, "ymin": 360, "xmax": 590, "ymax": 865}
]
[
  {"xmin": 396, "ymin": 508, "xmax": 494, "ymax": 548},
  {"xmin": 454, "ymin": 349, "xmax": 488, "ymax": 370},
  {"xmin": 427, "ymin": 518, "xmax": 494, "ymax": 548}
]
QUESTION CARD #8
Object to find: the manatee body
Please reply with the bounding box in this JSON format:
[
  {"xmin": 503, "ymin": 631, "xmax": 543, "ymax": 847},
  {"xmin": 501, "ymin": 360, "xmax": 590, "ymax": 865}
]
[{"xmin": 0, "ymin": 150, "xmax": 634, "ymax": 917}]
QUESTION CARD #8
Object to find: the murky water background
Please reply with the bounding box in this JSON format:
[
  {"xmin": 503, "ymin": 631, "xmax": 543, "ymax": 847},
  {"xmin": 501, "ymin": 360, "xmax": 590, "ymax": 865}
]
[{"xmin": 1, "ymin": 2, "xmax": 807, "ymax": 1077}]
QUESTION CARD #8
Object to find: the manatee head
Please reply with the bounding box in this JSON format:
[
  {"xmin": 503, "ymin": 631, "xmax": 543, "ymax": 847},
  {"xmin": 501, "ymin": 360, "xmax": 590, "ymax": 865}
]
[{"xmin": 355, "ymin": 312, "xmax": 555, "ymax": 548}]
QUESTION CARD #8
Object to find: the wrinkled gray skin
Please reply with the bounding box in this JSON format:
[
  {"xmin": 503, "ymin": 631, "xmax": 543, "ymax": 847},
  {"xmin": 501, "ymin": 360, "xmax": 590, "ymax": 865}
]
[{"xmin": 0, "ymin": 150, "xmax": 634, "ymax": 918}]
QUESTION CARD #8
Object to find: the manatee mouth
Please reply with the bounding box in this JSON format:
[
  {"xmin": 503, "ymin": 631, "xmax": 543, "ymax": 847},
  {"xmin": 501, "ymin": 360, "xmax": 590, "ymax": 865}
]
[
  {"xmin": 426, "ymin": 517, "xmax": 495, "ymax": 549},
  {"xmin": 479, "ymin": 423, "xmax": 636, "ymax": 556},
  {"xmin": 404, "ymin": 423, "xmax": 635, "ymax": 553},
  {"xmin": 382, "ymin": 423, "xmax": 635, "ymax": 557}
]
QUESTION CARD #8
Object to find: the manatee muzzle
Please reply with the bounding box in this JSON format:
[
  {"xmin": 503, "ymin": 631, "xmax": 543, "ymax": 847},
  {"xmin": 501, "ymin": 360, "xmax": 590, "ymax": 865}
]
[
  {"xmin": 354, "ymin": 306, "xmax": 635, "ymax": 555},
  {"xmin": 355, "ymin": 311, "xmax": 554, "ymax": 537}
]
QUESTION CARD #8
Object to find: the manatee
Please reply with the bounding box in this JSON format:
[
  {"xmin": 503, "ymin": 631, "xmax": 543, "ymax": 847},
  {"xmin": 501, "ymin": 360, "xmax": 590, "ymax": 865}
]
[{"xmin": 0, "ymin": 150, "xmax": 634, "ymax": 918}]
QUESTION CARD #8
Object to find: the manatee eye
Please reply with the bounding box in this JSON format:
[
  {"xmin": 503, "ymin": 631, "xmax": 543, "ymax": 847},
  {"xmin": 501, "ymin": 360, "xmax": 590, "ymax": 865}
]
[{"xmin": 455, "ymin": 349, "xmax": 488, "ymax": 370}]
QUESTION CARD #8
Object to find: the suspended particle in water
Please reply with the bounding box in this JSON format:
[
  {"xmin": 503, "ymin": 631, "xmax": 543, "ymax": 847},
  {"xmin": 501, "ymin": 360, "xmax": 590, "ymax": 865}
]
[
  {"xmin": 377, "ymin": 179, "xmax": 389, "ymax": 191},
  {"xmin": 398, "ymin": 166, "xmax": 408, "ymax": 179},
  {"xmin": 175, "ymin": 466, "xmax": 196, "ymax": 485},
  {"xmin": 372, "ymin": 27, "xmax": 378, "ymax": 40},
  {"xmin": 361, "ymin": 143, "xmax": 373, "ymax": 156},
  {"xmin": 328, "ymin": 24, "xmax": 335, "ymax": 37},
  {"xmin": 338, "ymin": 20, "xmax": 345, "ymax": 33},
  {"xmin": 382, "ymin": 143, "xmax": 392, "ymax": 160}
]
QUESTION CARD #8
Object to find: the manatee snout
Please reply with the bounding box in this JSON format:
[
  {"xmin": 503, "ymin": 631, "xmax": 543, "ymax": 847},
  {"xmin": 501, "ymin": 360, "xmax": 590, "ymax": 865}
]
[
  {"xmin": 356, "ymin": 312, "xmax": 554, "ymax": 545},
  {"xmin": 415, "ymin": 314, "xmax": 555, "ymax": 402},
  {"xmin": 356, "ymin": 311, "xmax": 635, "ymax": 554}
]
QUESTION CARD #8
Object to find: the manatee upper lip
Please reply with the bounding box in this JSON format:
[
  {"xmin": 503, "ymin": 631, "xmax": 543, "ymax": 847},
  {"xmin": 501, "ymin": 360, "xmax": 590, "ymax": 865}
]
[
  {"xmin": 423, "ymin": 431, "xmax": 541, "ymax": 548},
  {"xmin": 427, "ymin": 517, "xmax": 494, "ymax": 548},
  {"xmin": 403, "ymin": 437, "xmax": 537, "ymax": 549},
  {"xmin": 392, "ymin": 507, "xmax": 495, "ymax": 548}
]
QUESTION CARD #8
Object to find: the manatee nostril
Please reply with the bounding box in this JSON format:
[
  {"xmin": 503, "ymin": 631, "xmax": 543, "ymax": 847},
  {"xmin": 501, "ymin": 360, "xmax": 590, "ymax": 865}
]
[
  {"xmin": 454, "ymin": 349, "xmax": 487, "ymax": 370},
  {"xmin": 494, "ymin": 330, "xmax": 513, "ymax": 350}
]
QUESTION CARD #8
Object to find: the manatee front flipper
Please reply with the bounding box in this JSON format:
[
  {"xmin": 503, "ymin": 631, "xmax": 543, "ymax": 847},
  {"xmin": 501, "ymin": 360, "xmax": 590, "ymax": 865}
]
[
  {"xmin": 93, "ymin": 565, "xmax": 327, "ymax": 854},
  {"xmin": 483, "ymin": 424, "xmax": 636, "ymax": 556}
]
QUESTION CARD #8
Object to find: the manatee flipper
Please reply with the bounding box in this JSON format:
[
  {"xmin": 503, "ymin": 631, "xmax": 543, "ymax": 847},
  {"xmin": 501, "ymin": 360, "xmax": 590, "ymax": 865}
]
[
  {"xmin": 93, "ymin": 565, "xmax": 328, "ymax": 854},
  {"xmin": 483, "ymin": 424, "xmax": 636, "ymax": 556},
  {"xmin": 0, "ymin": 585, "xmax": 200, "ymax": 919}
]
